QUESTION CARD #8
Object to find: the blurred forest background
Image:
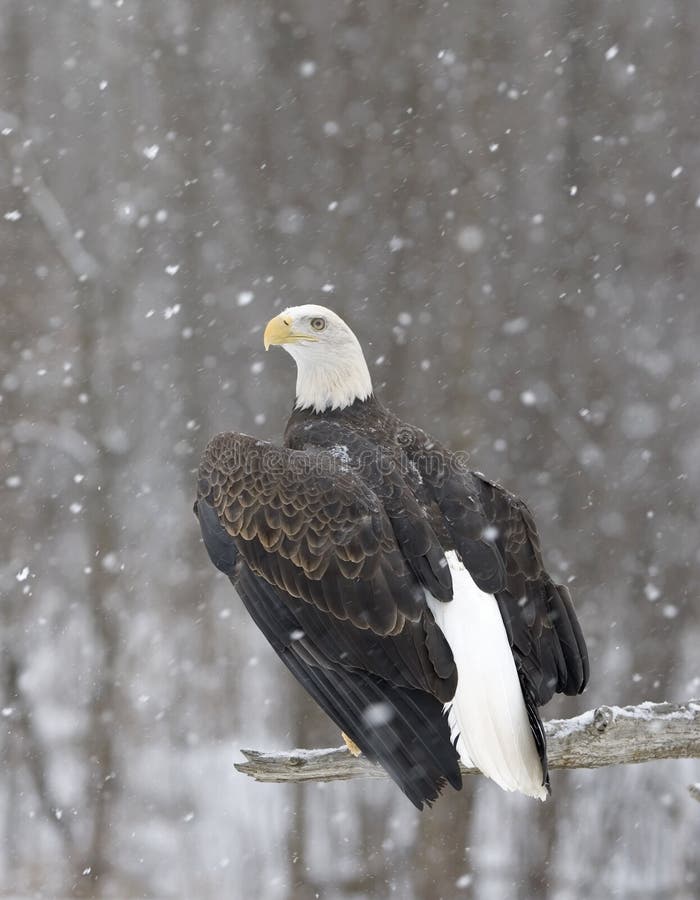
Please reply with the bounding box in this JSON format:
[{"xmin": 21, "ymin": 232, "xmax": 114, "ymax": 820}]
[{"xmin": 1, "ymin": 1, "xmax": 699, "ymax": 897}]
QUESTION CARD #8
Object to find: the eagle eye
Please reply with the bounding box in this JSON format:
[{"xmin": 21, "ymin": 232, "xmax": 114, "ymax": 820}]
[{"xmin": 310, "ymin": 316, "xmax": 326, "ymax": 332}]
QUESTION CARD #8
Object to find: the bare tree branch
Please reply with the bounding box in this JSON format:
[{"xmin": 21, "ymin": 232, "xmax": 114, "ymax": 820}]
[
  {"xmin": 0, "ymin": 109, "xmax": 101, "ymax": 282},
  {"xmin": 234, "ymin": 700, "xmax": 700, "ymax": 785}
]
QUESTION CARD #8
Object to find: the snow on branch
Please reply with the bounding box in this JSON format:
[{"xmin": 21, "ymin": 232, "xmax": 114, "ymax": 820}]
[{"xmin": 235, "ymin": 700, "xmax": 700, "ymax": 786}]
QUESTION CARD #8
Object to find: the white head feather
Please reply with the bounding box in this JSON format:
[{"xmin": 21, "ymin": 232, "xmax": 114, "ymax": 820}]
[{"xmin": 264, "ymin": 304, "xmax": 373, "ymax": 413}]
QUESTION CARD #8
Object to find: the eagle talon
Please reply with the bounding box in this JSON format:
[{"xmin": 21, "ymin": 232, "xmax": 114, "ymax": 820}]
[{"xmin": 342, "ymin": 732, "xmax": 362, "ymax": 757}]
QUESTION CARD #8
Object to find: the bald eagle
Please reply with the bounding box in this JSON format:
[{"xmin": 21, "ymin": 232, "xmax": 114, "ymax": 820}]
[{"xmin": 195, "ymin": 306, "xmax": 589, "ymax": 809}]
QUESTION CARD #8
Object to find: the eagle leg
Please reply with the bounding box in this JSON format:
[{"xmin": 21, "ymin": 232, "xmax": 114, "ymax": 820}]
[{"xmin": 341, "ymin": 731, "xmax": 362, "ymax": 757}]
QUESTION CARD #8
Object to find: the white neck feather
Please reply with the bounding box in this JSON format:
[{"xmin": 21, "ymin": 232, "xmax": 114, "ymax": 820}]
[{"xmin": 286, "ymin": 340, "xmax": 373, "ymax": 413}]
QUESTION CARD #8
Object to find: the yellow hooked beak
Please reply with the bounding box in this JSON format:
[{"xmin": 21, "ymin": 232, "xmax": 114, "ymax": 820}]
[
  {"xmin": 263, "ymin": 314, "xmax": 318, "ymax": 350},
  {"xmin": 263, "ymin": 314, "xmax": 292, "ymax": 350}
]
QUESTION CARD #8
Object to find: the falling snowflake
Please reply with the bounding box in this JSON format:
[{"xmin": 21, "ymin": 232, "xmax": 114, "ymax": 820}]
[
  {"xmin": 456, "ymin": 226, "xmax": 484, "ymax": 253},
  {"xmin": 299, "ymin": 60, "xmax": 317, "ymax": 78}
]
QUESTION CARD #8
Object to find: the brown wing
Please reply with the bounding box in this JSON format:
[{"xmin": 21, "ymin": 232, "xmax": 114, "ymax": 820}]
[
  {"xmin": 391, "ymin": 415, "xmax": 588, "ymax": 707},
  {"xmin": 197, "ymin": 432, "xmax": 428, "ymax": 637},
  {"xmin": 195, "ymin": 430, "xmax": 462, "ymax": 807},
  {"xmin": 473, "ymin": 474, "xmax": 590, "ymax": 705}
]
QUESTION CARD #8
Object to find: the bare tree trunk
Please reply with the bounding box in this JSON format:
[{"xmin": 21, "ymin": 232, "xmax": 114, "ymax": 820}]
[{"xmin": 72, "ymin": 282, "xmax": 125, "ymax": 895}]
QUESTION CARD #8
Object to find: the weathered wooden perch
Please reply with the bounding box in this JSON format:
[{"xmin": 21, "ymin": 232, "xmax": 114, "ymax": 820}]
[{"xmin": 235, "ymin": 700, "xmax": 700, "ymax": 785}]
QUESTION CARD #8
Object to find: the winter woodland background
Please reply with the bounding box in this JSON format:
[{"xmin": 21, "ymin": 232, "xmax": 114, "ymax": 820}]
[{"xmin": 1, "ymin": 1, "xmax": 699, "ymax": 897}]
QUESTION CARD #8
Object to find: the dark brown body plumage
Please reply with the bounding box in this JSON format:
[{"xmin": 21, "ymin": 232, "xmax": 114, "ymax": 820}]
[{"xmin": 195, "ymin": 395, "xmax": 589, "ymax": 808}]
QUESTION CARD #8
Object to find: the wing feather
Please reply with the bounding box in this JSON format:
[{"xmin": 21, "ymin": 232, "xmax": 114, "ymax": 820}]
[
  {"xmin": 198, "ymin": 433, "xmax": 424, "ymax": 636},
  {"xmin": 473, "ymin": 474, "xmax": 590, "ymax": 705},
  {"xmin": 235, "ymin": 562, "xmax": 461, "ymax": 809},
  {"xmin": 393, "ymin": 418, "xmax": 589, "ymax": 709},
  {"xmin": 196, "ymin": 432, "xmax": 458, "ymax": 703}
]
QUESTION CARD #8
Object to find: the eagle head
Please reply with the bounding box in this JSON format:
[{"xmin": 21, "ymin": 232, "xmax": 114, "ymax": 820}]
[{"xmin": 263, "ymin": 304, "xmax": 373, "ymax": 413}]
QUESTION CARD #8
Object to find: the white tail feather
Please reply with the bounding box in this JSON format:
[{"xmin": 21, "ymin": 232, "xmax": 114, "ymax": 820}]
[{"xmin": 426, "ymin": 550, "xmax": 547, "ymax": 800}]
